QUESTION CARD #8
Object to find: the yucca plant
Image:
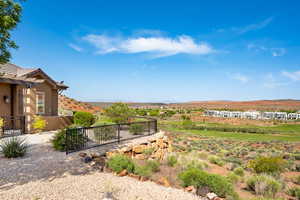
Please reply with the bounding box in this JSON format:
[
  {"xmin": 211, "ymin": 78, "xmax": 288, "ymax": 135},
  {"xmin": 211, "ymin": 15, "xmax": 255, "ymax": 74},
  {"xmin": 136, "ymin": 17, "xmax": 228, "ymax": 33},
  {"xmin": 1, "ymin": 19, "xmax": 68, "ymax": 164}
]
[{"xmin": 0, "ymin": 137, "xmax": 28, "ymax": 158}]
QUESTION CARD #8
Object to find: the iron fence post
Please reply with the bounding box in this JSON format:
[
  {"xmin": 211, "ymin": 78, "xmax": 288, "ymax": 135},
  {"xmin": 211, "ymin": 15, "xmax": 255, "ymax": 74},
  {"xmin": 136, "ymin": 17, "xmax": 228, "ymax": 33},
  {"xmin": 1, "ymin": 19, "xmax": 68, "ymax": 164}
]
[
  {"xmin": 117, "ymin": 124, "xmax": 120, "ymax": 143},
  {"xmin": 66, "ymin": 128, "xmax": 69, "ymax": 155},
  {"xmin": 148, "ymin": 121, "xmax": 151, "ymax": 135}
]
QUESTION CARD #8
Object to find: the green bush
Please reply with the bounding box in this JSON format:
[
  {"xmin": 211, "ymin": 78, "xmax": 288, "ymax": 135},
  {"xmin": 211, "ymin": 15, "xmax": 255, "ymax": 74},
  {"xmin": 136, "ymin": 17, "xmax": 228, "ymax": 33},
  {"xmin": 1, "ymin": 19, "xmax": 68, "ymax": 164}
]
[
  {"xmin": 146, "ymin": 160, "xmax": 160, "ymax": 172},
  {"xmin": 227, "ymin": 172, "xmax": 240, "ymax": 184},
  {"xmin": 178, "ymin": 168, "xmax": 237, "ymax": 199},
  {"xmin": 167, "ymin": 155, "xmax": 178, "ymax": 167},
  {"xmin": 294, "ymin": 175, "xmax": 300, "ymax": 184},
  {"xmin": 208, "ymin": 155, "xmax": 225, "ymax": 166},
  {"xmin": 74, "ymin": 111, "xmax": 95, "ymax": 127},
  {"xmin": 51, "ymin": 128, "xmax": 86, "ymax": 151},
  {"xmin": 233, "ymin": 167, "xmax": 245, "ymax": 177},
  {"xmin": 129, "ymin": 123, "xmax": 145, "ymax": 135},
  {"xmin": 288, "ymin": 187, "xmax": 300, "ymax": 200},
  {"xmin": 134, "ymin": 164, "xmax": 152, "ymax": 177},
  {"xmin": 248, "ymin": 156, "xmax": 287, "ymax": 175},
  {"xmin": 107, "ymin": 154, "xmax": 135, "ymax": 173},
  {"xmin": 104, "ymin": 103, "xmax": 132, "ymax": 123},
  {"xmin": 181, "ymin": 120, "xmax": 195, "ymax": 129},
  {"xmin": 0, "ymin": 137, "xmax": 28, "ymax": 158},
  {"xmin": 94, "ymin": 126, "xmax": 116, "ymax": 141},
  {"xmin": 246, "ymin": 174, "xmax": 282, "ymax": 197}
]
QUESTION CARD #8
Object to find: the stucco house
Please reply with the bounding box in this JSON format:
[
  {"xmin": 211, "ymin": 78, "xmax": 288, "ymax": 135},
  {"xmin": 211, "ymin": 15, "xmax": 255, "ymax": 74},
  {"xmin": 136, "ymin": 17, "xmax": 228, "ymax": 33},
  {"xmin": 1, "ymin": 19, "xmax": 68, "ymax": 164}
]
[{"xmin": 0, "ymin": 63, "xmax": 72, "ymax": 135}]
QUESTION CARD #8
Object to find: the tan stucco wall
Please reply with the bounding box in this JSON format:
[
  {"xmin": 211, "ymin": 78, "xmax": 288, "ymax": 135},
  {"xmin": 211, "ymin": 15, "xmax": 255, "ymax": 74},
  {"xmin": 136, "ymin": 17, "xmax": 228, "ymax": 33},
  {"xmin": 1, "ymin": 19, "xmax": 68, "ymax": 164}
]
[{"xmin": 43, "ymin": 116, "xmax": 73, "ymax": 131}]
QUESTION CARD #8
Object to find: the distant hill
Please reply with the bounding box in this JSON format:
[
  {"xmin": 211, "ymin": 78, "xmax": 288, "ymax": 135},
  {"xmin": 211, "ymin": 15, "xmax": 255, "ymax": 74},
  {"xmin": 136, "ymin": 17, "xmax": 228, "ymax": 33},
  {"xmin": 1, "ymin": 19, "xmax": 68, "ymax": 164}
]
[
  {"xmin": 59, "ymin": 95, "xmax": 102, "ymax": 114},
  {"xmin": 87, "ymin": 102, "xmax": 167, "ymax": 108}
]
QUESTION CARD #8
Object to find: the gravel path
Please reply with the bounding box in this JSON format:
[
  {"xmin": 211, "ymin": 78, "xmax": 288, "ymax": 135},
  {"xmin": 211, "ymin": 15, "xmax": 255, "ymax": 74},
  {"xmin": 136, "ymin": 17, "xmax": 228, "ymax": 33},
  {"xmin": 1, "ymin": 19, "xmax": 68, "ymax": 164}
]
[{"xmin": 0, "ymin": 132, "xmax": 200, "ymax": 200}]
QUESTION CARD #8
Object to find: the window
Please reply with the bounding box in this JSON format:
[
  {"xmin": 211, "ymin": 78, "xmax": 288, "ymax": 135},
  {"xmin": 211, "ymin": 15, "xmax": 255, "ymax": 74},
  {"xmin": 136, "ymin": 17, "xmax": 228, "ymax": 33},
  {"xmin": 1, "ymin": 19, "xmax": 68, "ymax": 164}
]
[{"xmin": 36, "ymin": 91, "xmax": 45, "ymax": 115}]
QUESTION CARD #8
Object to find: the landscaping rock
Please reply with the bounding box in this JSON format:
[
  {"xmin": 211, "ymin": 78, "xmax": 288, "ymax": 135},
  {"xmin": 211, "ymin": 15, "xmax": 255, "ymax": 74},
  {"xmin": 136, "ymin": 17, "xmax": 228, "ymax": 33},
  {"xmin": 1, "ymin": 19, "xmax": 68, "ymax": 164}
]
[
  {"xmin": 185, "ymin": 186, "xmax": 196, "ymax": 193},
  {"xmin": 206, "ymin": 193, "xmax": 218, "ymax": 200},
  {"xmin": 135, "ymin": 154, "xmax": 146, "ymax": 160},
  {"xmin": 128, "ymin": 173, "xmax": 140, "ymax": 180},
  {"xmin": 79, "ymin": 152, "xmax": 87, "ymax": 157},
  {"xmin": 196, "ymin": 186, "xmax": 210, "ymax": 197},
  {"xmin": 83, "ymin": 156, "xmax": 92, "ymax": 163},
  {"xmin": 157, "ymin": 177, "xmax": 170, "ymax": 187},
  {"xmin": 132, "ymin": 145, "xmax": 148, "ymax": 153},
  {"xmin": 118, "ymin": 169, "xmax": 127, "ymax": 177},
  {"xmin": 102, "ymin": 192, "xmax": 117, "ymax": 200}
]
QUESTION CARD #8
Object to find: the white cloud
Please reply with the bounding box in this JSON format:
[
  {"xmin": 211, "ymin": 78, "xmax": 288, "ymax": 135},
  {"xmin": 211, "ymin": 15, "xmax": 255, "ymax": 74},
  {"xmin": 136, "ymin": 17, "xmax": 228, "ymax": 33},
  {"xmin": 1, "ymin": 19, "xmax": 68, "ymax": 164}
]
[
  {"xmin": 263, "ymin": 73, "xmax": 288, "ymax": 88},
  {"xmin": 83, "ymin": 34, "xmax": 214, "ymax": 57},
  {"xmin": 68, "ymin": 43, "xmax": 83, "ymax": 52},
  {"xmin": 282, "ymin": 70, "xmax": 300, "ymax": 81},
  {"xmin": 233, "ymin": 17, "xmax": 273, "ymax": 34},
  {"xmin": 247, "ymin": 43, "xmax": 286, "ymax": 57},
  {"xmin": 231, "ymin": 73, "xmax": 249, "ymax": 83}
]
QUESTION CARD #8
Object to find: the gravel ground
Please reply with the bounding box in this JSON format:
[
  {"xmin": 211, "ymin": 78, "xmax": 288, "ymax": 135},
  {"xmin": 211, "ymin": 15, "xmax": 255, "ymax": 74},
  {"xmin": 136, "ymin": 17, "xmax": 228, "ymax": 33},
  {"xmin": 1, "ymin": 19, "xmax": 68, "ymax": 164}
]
[
  {"xmin": 0, "ymin": 172, "xmax": 200, "ymax": 200},
  {"xmin": 0, "ymin": 132, "xmax": 200, "ymax": 200}
]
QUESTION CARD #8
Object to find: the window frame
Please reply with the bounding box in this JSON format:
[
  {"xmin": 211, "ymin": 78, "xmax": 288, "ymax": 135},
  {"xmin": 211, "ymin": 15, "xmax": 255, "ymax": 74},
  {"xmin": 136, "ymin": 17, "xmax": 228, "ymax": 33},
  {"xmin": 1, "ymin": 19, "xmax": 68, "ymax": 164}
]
[{"xmin": 36, "ymin": 91, "xmax": 45, "ymax": 115}]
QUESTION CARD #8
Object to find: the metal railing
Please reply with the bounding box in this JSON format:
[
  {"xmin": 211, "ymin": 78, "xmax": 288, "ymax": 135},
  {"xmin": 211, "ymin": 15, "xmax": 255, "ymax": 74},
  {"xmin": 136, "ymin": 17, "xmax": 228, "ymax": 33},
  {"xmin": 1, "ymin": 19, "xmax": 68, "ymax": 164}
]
[
  {"xmin": 0, "ymin": 116, "xmax": 26, "ymax": 138},
  {"xmin": 66, "ymin": 118, "xmax": 158, "ymax": 154}
]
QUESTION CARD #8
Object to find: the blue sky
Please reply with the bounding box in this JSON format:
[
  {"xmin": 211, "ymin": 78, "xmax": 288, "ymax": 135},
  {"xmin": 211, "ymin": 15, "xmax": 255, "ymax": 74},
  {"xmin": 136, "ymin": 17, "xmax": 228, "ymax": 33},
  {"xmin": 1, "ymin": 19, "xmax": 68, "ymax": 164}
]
[{"xmin": 11, "ymin": 0, "xmax": 300, "ymax": 102}]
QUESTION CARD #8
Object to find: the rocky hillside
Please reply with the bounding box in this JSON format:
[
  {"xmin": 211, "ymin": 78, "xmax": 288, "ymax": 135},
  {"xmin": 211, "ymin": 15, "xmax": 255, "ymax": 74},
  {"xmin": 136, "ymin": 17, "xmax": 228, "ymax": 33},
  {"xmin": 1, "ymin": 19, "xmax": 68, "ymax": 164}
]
[{"xmin": 59, "ymin": 95, "xmax": 102, "ymax": 114}]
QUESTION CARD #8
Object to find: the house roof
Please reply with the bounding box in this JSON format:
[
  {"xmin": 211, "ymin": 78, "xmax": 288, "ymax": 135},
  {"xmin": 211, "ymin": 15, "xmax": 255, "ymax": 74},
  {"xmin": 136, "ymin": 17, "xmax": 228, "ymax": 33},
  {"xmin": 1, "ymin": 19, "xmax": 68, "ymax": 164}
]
[{"xmin": 0, "ymin": 63, "xmax": 68, "ymax": 89}]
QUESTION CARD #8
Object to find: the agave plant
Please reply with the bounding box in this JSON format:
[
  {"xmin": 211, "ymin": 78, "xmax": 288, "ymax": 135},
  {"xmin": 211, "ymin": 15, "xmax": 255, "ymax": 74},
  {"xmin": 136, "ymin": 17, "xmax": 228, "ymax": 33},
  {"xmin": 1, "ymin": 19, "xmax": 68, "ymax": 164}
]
[{"xmin": 0, "ymin": 137, "xmax": 28, "ymax": 158}]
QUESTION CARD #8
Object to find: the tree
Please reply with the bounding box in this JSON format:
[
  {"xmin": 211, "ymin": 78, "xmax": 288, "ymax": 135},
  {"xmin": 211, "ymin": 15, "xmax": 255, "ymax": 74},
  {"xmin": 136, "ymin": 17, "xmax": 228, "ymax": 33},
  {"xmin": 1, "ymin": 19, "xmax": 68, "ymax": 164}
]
[
  {"xmin": 104, "ymin": 103, "xmax": 132, "ymax": 123},
  {"xmin": 0, "ymin": 0, "xmax": 23, "ymax": 64}
]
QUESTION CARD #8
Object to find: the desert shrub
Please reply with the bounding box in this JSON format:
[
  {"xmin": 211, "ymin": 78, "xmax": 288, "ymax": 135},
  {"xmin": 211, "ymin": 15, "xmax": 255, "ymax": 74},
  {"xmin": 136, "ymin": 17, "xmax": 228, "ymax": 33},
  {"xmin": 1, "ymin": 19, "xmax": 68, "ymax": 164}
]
[
  {"xmin": 129, "ymin": 123, "xmax": 145, "ymax": 135},
  {"xmin": 146, "ymin": 160, "xmax": 160, "ymax": 172},
  {"xmin": 167, "ymin": 155, "xmax": 178, "ymax": 167},
  {"xmin": 248, "ymin": 156, "xmax": 287, "ymax": 175},
  {"xmin": 288, "ymin": 187, "xmax": 300, "ymax": 200},
  {"xmin": 178, "ymin": 168, "xmax": 237, "ymax": 199},
  {"xmin": 177, "ymin": 152, "xmax": 208, "ymax": 170},
  {"xmin": 104, "ymin": 103, "xmax": 132, "ymax": 123},
  {"xmin": 246, "ymin": 174, "xmax": 282, "ymax": 197},
  {"xmin": 32, "ymin": 115, "xmax": 46, "ymax": 132},
  {"xmin": 233, "ymin": 167, "xmax": 245, "ymax": 177},
  {"xmin": 294, "ymin": 154, "xmax": 300, "ymax": 161},
  {"xmin": 208, "ymin": 155, "xmax": 225, "ymax": 166},
  {"xmin": 107, "ymin": 154, "xmax": 135, "ymax": 173},
  {"xmin": 181, "ymin": 120, "xmax": 195, "ymax": 129},
  {"xmin": 227, "ymin": 172, "xmax": 240, "ymax": 184},
  {"xmin": 94, "ymin": 126, "xmax": 116, "ymax": 141},
  {"xmin": 294, "ymin": 175, "xmax": 300, "ymax": 185},
  {"xmin": 250, "ymin": 198, "xmax": 284, "ymax": 200},
  {"xmin": 0, "ymin": 137, "xmax": 28, "ymax": 158},
  {"xmin": 51, "ymin": 128, "xmax": 86, "ymax": 151},
  {"xmin": 74, "ymin": 111, "xmax": 95, "ymax": 127},
  {"xmin": 0, "ymin": 117, "xmax": 4, "ymax": 137},
  {"xmin": 134, "ymin": 164, "xmax": 152, "ymax": 177}
]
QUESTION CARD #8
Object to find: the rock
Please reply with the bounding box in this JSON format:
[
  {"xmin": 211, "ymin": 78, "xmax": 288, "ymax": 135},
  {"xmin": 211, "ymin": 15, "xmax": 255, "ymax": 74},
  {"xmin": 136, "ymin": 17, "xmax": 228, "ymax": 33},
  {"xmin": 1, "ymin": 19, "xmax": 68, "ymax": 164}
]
[
  {"xmin": 118, "ymin": 169, "xmax": 127, "ymax": 177},
  {"xmin": 185, "ymin": 186, "xmax": 196, "ymax": 193},
  {"xmin": 128, "ymin": 173, "xmax": 140, "ymax": 180},
  {"xmin": 91, "ymin": 153, "xmax": 101, "ymax": 159},
  {"xmin": 83, "ymin": 156, "xmax": 92, "ymax": 163},
  {"xmin": 206, "ymin": 193, "xmax": 218, "ymax": 200},
  {"xmin": 157, "ymin": 177, "xmax": 170, "ymax": 187},
  {"xmin": 106, "ymin": 151, "xmax": 118, "ymax": 158},
  {"xmin": 196, "ymin": 186, "xmax": 210, "ymax": 197},
  {"xmin": 139, "ymin": 176, "xmax": 149, "ymax": 182},
  {"xmin": 135, "ymin": 154, "xmax": 146, "ymax": 160},
  {"xmin": 119, "ymin": 146, "xmax": 132, "ymax": 153},
  {"xmin": 79, "ymin": 152, "xmax": 87, "ymax": 157},
  {"xmin": 132, "ymin": 145, "xmax": 148, "ymax": 153},
  {"xmin": 102, "ymin": 192, "xmax": 117, "ymax": 200}
]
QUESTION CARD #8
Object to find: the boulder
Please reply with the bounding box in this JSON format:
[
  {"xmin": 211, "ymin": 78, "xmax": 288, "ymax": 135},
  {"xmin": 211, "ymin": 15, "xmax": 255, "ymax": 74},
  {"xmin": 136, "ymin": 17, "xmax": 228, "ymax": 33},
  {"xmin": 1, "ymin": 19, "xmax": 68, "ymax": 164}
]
[
  {"xmin": 135, "ymin": 154, "xmax": 146, "ymax": 160},
  {"xmin": 206, "ymin": 193, "xmax": 218, "ymax": 200},
  {"xmin": 118, "ymin": 169, "xmax": 127, "ymax": 177},
  {"xmin": 196, "ymin": 186, "xmax": 210, "ymax": 197},
  {"xmin": 185, "ymin": 186, "xmax": 196, "ymax": 193},
  {"xmin": 128, "ymin": 173, "xmax": 140, "ymax": 180},
  {"xmin": 157, "ymin": 177, "xmax": 170, "ymax": 187},
  {"xmin": 79, "ymin": 152, "xmax": 87, "ymax": 157},
  {"xmin": 83, "ymin": 156, "xmax": 92, "ymax": 163},
  {"xmin": 132, "ymin": 145, "xmax": 148, "ymax": 153}
]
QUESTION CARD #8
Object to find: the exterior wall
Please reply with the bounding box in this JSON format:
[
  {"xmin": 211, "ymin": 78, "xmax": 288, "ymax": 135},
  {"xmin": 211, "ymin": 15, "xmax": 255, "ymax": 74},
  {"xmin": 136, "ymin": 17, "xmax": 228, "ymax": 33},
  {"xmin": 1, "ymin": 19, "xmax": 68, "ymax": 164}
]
[
  {"xmin": 34, "ymin": 81, "xmax": 56, "ymax": 116},
  {"xmin": 43, "ymin": 116, "xmax": 73, "ymax": 131},
  {"xmin": 0, "ymin": 83, "xmax": 12, "ymax": 116}
]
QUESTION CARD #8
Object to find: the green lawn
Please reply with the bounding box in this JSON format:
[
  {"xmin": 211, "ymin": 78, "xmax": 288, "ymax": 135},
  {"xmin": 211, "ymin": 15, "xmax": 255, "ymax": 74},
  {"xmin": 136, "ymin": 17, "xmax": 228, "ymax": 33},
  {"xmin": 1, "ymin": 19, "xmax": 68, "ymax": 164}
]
[{"xmin": 167, "ymin": 127, "xmax": 300, "ymax": 142}]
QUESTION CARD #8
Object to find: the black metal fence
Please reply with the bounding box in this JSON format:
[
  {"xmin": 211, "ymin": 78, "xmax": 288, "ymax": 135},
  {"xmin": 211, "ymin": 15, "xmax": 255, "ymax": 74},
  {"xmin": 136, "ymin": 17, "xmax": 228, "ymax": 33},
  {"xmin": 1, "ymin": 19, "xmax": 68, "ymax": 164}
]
[
  {"xmin": 66, "ymin": 118, "xmax": 158, "ymax": 154},
  {"xmin": 0, "ymin": 116, "xmax": 26, "ymax": 138}
]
